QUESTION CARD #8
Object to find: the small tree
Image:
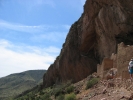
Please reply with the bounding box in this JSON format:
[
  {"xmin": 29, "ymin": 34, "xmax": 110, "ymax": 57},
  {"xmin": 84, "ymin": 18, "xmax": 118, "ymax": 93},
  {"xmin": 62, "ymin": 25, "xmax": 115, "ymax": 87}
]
[
  {"xmin": 86, "ymin": 78, "xmax": 99, "ymax": 89},
  {"xmin": 66, "ymin": 85, "xmax": 75, "ymax": 94}
]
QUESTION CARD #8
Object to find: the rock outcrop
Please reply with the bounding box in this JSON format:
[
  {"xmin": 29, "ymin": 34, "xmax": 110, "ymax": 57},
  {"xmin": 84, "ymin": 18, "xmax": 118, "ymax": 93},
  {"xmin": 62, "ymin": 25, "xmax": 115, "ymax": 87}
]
[{"xmin": 43, "ymin": 0, "xmax": 133, "ymax": 87}]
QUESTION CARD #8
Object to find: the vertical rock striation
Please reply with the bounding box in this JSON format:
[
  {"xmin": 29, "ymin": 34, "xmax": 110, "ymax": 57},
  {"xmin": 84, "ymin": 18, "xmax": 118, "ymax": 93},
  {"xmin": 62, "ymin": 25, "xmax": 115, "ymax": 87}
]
[{"xmin": 43, "ymin": 0, "xmax": 133, "ymax": 87}]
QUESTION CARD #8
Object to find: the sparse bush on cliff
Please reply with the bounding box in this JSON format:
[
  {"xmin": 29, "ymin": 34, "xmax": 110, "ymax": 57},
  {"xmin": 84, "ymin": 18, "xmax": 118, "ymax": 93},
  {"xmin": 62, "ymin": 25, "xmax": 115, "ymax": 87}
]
[
  {"xmin": 86, "ymin": 78, "xmax": 99, "ymax": 89},
  {"xmin": 39, "ymin": 90, "xmax": 44, "ymax": 95},
  {"xmin": 66, "ymin": 85, "xmax": 75, "ymax": 94},
  {"xmin": 54, "ymin": 87, "xmax": 63, "ymax": 97},
  {"xmin": 53, "ymin": 80, "xmax": 72, "ymax": 97},
  {"xmin": 56, "ymin": 94, "xmax": 65, "ymax": 100},
  {"xmin": 40, "ymin": 93, "xmax": 52, "ymax": 100},
  {"xmin": 64, "ymin": 93, "xmax": 76, "ymax": 100}
]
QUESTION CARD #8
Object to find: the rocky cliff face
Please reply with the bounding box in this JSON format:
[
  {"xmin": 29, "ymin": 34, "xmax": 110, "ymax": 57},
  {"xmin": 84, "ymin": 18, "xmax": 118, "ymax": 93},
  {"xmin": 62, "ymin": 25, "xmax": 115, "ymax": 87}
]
[{"xmin": 43, "ymin": 0, "xmax": 133, "ymax": 87}]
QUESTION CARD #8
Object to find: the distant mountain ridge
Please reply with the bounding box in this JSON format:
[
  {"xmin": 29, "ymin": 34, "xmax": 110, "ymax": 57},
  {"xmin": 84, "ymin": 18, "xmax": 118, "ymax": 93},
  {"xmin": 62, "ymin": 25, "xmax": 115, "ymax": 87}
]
[{"xmin": 0, "ymin": 70, "xmax": 46, "ymax": 100}]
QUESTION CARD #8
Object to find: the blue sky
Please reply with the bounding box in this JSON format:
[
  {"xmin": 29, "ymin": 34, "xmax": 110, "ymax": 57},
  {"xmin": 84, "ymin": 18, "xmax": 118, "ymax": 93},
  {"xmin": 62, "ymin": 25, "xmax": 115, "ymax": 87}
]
[{"xmin": 0, "ymin": 0, "xmax": 86, "ymax": 77}]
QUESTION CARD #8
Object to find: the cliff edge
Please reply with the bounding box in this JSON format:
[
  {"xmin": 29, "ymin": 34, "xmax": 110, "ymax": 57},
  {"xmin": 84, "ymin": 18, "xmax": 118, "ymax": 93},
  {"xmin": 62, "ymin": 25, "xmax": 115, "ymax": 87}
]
[{"xmin": 43, "ymin": 0, "xmax": 133, "ymax": 87}]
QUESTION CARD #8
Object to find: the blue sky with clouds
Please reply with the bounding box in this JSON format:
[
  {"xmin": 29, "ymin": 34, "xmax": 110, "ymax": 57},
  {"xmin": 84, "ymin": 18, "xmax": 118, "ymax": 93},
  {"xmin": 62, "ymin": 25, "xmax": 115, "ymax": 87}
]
[{"xmin": 0, "ymin": 0, "xmax": 86, "ymax": 77}]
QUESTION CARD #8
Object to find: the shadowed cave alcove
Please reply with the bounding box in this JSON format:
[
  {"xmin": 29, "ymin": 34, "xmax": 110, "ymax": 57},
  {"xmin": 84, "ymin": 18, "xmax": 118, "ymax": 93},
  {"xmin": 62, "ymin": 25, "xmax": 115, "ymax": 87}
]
[{"xmin": 116, "ymin": 32, "xmax": 133, "ymax": 45}]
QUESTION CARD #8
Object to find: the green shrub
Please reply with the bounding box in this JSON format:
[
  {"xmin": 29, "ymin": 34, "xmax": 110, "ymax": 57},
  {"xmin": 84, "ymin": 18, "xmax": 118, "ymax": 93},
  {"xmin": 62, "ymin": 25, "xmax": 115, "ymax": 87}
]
[
  {"xmin": 40, "ymin": 93, "xmax": 52, "ymax": 100},
  {"xmin": 86, "ymin": 78, "xmax": 99, "ymax": 89},
  {"xmin": 39, "ymin": 90, "xmax": 44, "ymax": 95},
  {"xmin": 56, "ymin": 94, "xmax": 65, "ymax": 100},
  {"xmin": 54, "ymin": 88, "xmax": 63, "ymax": 97},
  {"xmin": 66, "ymin": 85, "xmax": 74, "ymax": 94},
  {"xmin": 65, "ymin": 93, "xmax": 76, "ymax": 100}
]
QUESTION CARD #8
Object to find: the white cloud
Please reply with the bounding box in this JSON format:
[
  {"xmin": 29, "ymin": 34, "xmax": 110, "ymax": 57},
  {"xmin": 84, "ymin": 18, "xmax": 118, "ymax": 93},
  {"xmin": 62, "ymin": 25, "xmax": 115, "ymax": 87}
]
[
  {"xmin": 31, "ymin": 32, "xmax": 67, "ymax": 42},
  {"xmin": 0, "ymin": 19, "xmax": 50, "ymax": 33},
  {"xmin": 0, "ymin": 19, "xmax": 69, "ymax": 35},
  {"xmin": 0, "ymin": 39, "xmax": 60, "ymax": 77}
]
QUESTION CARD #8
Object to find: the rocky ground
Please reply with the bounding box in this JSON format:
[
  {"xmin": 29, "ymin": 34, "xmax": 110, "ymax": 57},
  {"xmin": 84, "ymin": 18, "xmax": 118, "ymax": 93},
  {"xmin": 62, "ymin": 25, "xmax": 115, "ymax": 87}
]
[
  {"xmin": 15, "ymin": 71, "xmax": 133, "ymax": 100},
  {"xmin": 73, "ymin": 73, "xmax": 133, "ymax": 100}
]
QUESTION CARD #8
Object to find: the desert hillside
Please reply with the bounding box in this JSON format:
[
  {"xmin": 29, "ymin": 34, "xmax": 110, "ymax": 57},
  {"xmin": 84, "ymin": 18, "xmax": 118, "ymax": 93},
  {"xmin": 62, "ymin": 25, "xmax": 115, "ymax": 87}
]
[
  {"xmin": 0, "ymin": 70, "xmax": 46, "ymax": 100},
  {"xmin": 14, "ymin": 72, "xmax": 133, "ymax": 100}
]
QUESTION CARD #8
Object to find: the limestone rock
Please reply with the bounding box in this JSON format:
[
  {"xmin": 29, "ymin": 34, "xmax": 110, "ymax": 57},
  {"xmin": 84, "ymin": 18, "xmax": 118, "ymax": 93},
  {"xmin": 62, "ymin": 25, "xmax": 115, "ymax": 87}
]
[{"xmin": 43, "ymin": 0, "xmax": 133, "ymax": 87}]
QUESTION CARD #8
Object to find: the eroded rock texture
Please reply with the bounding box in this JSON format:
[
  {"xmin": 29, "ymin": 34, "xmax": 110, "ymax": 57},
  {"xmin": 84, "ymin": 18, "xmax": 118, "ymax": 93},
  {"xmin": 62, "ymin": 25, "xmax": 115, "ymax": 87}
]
[{"xmin": 43, "ymin": 0, "xmax": 133, "ymax": 87}]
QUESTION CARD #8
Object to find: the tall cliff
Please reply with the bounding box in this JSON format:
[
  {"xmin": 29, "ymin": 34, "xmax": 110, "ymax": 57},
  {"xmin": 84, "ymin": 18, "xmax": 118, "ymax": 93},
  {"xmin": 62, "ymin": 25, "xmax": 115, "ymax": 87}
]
[{"xmin": 43, "ymin": 0, "xmax": 133, "ymax": 87}]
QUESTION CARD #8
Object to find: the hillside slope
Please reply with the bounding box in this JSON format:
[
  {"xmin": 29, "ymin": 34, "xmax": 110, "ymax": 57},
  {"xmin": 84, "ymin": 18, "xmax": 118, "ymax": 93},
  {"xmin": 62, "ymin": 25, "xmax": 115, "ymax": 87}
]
[
  {"xmin": 14, "ymin": 73, "xmax": 133, "ymax": 100},
  {"xmin": 0, "ymin": 70, "xmax": 46, "ymax": 100}
]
